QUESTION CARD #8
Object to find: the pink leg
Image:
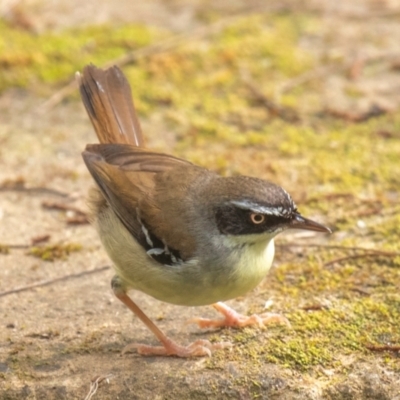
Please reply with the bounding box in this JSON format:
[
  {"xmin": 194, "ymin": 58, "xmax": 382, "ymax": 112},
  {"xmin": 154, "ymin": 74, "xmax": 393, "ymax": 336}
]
[
  {"xmin": 190, "ymin": 302, "xmax": 290, "ymax": 329},
  {"xmin": 114, "ymin": 289, "xmax": 231, "ymax": 357}
]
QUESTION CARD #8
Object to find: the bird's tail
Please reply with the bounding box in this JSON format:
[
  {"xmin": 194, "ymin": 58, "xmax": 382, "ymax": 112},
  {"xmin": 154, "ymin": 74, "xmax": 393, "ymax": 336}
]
[{"xmin": 78, "ymin": 64, "xmax": 144, "ymax": 147}]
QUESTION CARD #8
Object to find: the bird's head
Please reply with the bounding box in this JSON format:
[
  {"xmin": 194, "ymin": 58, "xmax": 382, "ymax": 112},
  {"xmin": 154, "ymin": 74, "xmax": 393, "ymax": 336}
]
[{"xmin": 207, "ymin": 176, "xmax": 331, "ymax": 239}]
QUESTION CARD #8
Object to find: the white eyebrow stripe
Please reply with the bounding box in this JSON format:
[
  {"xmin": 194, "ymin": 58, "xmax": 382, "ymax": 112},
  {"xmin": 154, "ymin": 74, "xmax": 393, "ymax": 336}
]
[
  {"xmin": 281, "ymin": 187, "xmax": 297, "ymax": 209},
  {"xmin": 229, "ymin": 200, "xmax": 288, "ymax": 216}
]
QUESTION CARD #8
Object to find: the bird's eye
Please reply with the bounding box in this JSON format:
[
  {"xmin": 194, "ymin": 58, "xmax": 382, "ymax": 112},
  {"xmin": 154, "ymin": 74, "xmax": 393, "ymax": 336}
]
[{"xmin": 250, "ymin": 213, "xmax": 265, "ymax": 224}]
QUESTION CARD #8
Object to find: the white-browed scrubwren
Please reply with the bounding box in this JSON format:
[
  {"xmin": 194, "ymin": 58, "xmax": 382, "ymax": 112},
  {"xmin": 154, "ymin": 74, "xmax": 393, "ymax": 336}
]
[{"xmin": 78, "ymin": 65, "xmax": 331, "ymax": 358}]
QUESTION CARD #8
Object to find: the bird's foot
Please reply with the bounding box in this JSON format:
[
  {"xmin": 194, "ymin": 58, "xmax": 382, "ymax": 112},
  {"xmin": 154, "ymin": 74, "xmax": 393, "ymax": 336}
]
[
  {"xmin": 190, "ymin": 302, "xmax": 290, "ymax": 329},
  {"xmin": 121, "ymin": 338, "xmax": 231, "ymax": 357}
]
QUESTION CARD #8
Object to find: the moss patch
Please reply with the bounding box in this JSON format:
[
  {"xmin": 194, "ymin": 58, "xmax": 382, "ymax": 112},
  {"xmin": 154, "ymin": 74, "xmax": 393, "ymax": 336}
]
[
  {"xmin": 28, "ymin": 243, "xmax": 82, "ymax": 261},
  {"xmin": 0, "ymin": 22, "xmax": 158, "ymax": 92}
]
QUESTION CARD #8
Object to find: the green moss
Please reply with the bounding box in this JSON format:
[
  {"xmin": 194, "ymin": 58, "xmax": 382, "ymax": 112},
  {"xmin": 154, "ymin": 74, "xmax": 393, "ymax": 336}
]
[
  {"xmin": 203, "ymin": 237, "xmax": 400, "ymax": 372},
  {"xmin": 28, "ymin": 243, "xmax": 82, "ymax": 261},
  {"xmin": 0, "ymin": 22, "xmax": 159, "ymax": 92}
]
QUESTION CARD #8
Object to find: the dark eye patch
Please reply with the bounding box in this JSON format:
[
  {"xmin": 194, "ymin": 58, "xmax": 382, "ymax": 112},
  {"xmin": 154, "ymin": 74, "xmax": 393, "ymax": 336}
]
[{"xmin": 215, "ymin": 206, "xmax": 290, "ymax": 235}]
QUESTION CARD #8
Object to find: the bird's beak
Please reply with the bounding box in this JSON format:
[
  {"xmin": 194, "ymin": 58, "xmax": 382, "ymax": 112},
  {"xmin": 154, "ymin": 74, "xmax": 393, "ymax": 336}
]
[{"xmin": 289, "ymin": 213, "xmax": 332, "ymax": 233}]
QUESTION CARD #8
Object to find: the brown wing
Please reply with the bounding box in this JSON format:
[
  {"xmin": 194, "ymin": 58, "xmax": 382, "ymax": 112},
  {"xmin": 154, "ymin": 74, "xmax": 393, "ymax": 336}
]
[
  {"xmin": 78, "ymin": 65, "xmax": 144, "ymax": 146},
  {"xmin": 85, "ymin": 144, "xmax": 191, "ymax": 172},
  {"xmin": 80, "ymin": 64, "xmax": 205, "ymax": 262},
  {"xmin": 83, "ymin": 144, "xmax": 197, "ymax": 259}
]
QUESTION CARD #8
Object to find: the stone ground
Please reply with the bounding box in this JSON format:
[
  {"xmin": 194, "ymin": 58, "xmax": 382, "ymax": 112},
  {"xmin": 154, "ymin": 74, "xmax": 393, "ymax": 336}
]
[{"xmin": 1, "ymin": 0, "xmax": 400, "ymax": 399}]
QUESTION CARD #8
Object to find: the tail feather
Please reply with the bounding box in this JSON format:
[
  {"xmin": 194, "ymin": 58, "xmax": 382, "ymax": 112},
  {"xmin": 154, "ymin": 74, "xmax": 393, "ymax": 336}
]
[{"xmin": 78, "ymin": 64, "xmax": 144, "ymax": 146}]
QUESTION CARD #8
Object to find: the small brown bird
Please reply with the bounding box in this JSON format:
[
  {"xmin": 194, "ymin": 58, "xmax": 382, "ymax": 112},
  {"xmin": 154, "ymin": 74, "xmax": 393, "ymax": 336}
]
[{"xmin": 78, "ymin": 65, "xmax": 331, "ymax": 357}]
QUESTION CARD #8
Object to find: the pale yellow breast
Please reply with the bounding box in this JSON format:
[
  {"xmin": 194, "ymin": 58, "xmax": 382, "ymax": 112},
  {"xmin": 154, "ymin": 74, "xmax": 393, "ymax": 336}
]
[
  {"xmin": 207, "ymin": 236, "xmax": 275, "ymax": 302},
  {"xmin": 231, "ymin": 238, "xmax": 275, "ymax": 293},
  {"xmin": 94, "ymin": 206, "xmax": 276, "ymax": 306}
]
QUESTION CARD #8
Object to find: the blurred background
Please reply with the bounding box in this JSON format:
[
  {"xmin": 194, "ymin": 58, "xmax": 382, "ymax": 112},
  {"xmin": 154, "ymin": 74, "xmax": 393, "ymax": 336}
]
[{"xmin": 1, "ymin": 1, "xmax": 400, "ymax": 399}]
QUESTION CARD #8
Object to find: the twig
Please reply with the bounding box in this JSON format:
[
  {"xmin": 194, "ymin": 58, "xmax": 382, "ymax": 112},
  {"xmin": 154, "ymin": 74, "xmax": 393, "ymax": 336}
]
[
  {"xmin": 365, "ymin": 344, "xmax": 400, "ymax": 353},
  {"xmin": 1, "ymin": 239, "xmax": 55, "ymax": 253},
  {"xmin": 278, "ymin": 50, "xmax": 400, "ymax": 98},
  {"xmin": 350, "ymin": 287, "xmax": 371, "ymax": 296},
  {"xmin": 277, "ymin": 65, "xmax": 336, "ymax": 94},
  {"xmin": 41, "ymin": 200, "xmax": 89, "ymax": 224},
  {"xmin": 307, "ymin": 192, "xmax": 355, "ymax": 201},
  {"xmin": 300, "ymin": 304, "xmax": 327, "ymax": 311},
  {"xmin": 0, "ymin": 265, "xmax": 110, "ymax": 298},
  {"xmin": 324, "ymin": 104, "xmax": 388, "ymax": 123},
  {"xmin": 276, "ymin": 244, "xmax": 400, "ymax": 254},
  {"xmin": 0, "ymin": 243, "xmax": 30, "ymax": 250},
  {"xmin": 84, "ymin": 374, "xmax": 113, "ymax": 400},
  {"xmin": 41, "ymin": 200, "xmax": 87, "ymax": 216},
  {"xmin": 0, "ymin": 184, "xmax": 69, "ymax": 198},
  {"xmin": 244, "ymin": 79, "xmax": 300, "ymax": 123},
  {"xmin": 276, "ymin": 244, "xmax": 400, "ymax": 267},
  {"xmin": 324, "ymin": 251, "xmax": 400, "ymax": 268},
  {"xmin": 66, "ymin": 215, "xmax": 89, "ymax": 225},
  {"xmin": 31, "ymin": 234, "xmax": 51, "ymax": 245}
]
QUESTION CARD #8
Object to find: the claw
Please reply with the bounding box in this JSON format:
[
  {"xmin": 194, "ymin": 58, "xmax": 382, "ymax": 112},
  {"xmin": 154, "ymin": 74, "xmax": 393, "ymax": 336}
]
[
  {"xmin": 122, "ymin": 339, "xmax": 231, "ymax": 357},
  {"xmin": 189, "ymin": 302, "xmax": 290, "ymax": 329}
]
